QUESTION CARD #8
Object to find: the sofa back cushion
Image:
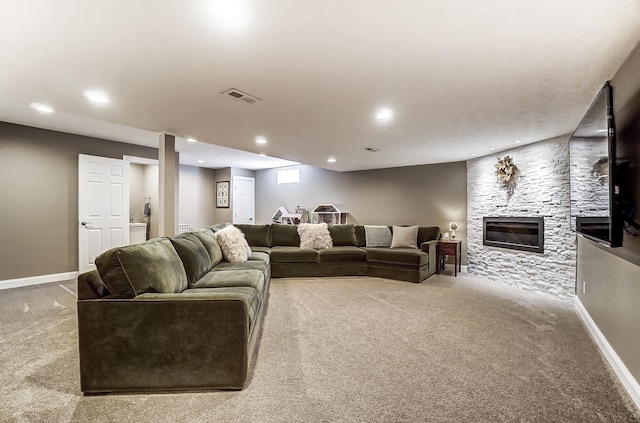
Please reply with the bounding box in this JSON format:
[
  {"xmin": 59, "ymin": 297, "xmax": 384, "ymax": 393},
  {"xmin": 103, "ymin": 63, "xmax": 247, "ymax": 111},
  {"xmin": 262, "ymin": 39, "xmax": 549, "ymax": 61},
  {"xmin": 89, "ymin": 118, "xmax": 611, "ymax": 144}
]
[
  {"xmin": 418, "ymin": 226, "xmax": 441, "ymax": 244},
  {"xmin": 270, "ymin": 224, "xmax": 300, "ymax": 246},
  {"xmin": 328, "ymin": 224, "xmax": 357, "ymax": 246},
  {"xmin": 94, "ymin": 237, "xmax": 188, "ymax": 298},
  {"xmin": 354, "ymin": 225, "xmax": 367, "ymax": 247},
  {"xmin": 237, "ymin": 224, "xmax": 271, "ymax": 247},
  {"xmin": 169, "ymin": 233, "xmax": 212, "ymax": 286},
  {"xmin": 193, "ymin": 229, "xmax": 224, "ymax": 267}
]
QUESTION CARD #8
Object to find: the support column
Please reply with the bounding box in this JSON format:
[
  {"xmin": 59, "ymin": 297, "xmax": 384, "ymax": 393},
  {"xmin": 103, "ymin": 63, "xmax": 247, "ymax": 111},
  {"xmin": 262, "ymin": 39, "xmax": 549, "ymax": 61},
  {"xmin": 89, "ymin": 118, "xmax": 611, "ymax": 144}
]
[{"xmin": 158, "ymin": 133, "xmax": 179, "ymax": 236}]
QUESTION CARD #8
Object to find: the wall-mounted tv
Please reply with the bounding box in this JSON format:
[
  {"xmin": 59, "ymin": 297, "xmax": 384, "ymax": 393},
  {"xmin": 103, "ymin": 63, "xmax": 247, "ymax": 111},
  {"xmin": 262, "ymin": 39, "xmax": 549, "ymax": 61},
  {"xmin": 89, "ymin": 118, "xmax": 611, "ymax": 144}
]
[
  {"xmin": 611, "ymin": 49, "xmax": 640, "ymax": 263},
  {"xmin": 569, "ymin": 81, "xmax": 622, "ymax": 247}
]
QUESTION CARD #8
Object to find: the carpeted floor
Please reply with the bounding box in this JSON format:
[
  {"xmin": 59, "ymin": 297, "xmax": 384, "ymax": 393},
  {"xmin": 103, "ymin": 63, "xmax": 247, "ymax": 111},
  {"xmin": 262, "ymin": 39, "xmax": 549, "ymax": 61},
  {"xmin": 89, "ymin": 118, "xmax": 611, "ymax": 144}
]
[{"xmin": 1, "ymin": 273, "xmax": 639, "ymax": 422}]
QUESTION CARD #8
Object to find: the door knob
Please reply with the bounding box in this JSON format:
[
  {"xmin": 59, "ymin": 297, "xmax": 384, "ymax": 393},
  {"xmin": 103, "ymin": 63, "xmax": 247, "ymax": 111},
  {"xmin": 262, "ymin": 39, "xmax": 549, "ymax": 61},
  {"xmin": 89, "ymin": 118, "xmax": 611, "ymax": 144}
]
[{"xmin": 81, "ymin": 221, "xmax": 93, "ymax": 226}]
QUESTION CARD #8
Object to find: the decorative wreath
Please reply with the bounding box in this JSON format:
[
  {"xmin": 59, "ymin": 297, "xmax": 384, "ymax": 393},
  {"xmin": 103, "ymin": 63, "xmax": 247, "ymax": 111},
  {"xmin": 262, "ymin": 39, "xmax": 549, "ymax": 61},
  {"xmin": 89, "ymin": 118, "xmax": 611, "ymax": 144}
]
[{"xmin": 495, "ymin": 155, "xmax": 518, "ymax": 185}]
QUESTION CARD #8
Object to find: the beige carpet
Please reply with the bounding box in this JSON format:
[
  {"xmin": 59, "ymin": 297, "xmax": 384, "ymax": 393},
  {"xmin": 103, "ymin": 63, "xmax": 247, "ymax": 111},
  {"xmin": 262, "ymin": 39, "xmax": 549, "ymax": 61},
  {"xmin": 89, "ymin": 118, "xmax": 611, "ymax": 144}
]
[{"xmin": 1, "ymin": 273, "xmax": 639, "ymax": 422}]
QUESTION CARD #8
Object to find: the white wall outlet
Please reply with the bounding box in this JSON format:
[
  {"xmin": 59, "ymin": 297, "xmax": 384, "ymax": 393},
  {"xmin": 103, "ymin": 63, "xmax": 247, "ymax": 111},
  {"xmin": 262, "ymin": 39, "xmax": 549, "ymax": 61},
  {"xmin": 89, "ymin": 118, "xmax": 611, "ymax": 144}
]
[{"xmin": 582, "ymin": 281, "xmax": 586, "ymax": 295}]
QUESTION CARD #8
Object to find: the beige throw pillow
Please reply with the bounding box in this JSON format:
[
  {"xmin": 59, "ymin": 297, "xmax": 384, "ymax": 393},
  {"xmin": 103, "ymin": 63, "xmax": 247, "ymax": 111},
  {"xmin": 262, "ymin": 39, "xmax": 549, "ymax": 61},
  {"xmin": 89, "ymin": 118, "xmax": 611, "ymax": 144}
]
[
  {"xmin": 390, "ymin": 225, "xmax": 419, "ymax": 249},
  {"xmin": 297, "ymin": 223, "xmax": 333, "ymax": 250},
  {"xmin": 214, "ymin": 225, "xmax": 251, "ymax": 262}
]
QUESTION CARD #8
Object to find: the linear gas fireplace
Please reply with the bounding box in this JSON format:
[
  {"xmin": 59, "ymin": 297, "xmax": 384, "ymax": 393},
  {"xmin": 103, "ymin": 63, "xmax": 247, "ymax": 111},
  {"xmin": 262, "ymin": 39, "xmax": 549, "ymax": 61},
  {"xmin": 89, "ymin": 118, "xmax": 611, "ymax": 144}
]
[{"xmin": 483, "ymin": 217, "xmax": 544, "ymax": 253}]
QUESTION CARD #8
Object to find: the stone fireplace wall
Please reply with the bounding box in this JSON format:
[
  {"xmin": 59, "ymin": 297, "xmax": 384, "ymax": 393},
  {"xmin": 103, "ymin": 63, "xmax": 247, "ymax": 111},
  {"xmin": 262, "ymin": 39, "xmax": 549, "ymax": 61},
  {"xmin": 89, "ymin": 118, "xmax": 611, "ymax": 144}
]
[{"xmin": 466, "ymin": 135, "xmax": 576, "ymax": 301}]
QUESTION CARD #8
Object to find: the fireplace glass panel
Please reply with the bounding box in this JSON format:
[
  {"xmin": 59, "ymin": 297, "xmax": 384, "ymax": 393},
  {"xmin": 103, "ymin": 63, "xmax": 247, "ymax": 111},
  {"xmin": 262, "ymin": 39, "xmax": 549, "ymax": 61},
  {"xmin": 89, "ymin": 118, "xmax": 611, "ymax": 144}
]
[{"xmin": 483, "ymin": 217, "xmax": 544, "ymax": 253}]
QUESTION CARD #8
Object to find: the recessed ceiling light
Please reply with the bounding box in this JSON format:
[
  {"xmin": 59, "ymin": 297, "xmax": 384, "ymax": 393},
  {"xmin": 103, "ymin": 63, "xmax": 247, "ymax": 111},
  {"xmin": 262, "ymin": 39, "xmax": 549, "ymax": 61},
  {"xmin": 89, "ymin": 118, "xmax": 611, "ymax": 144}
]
[
  {"xmin": 490, "ymin": 147, "xmax": 496, "ymax": 151},
  {"xmin": 84, "ymin": 90, "xmax": 111, "ymax": 104},
  {"xmin": 255, "ymin": 136, "xmax": 267, "ymax": 144},
  {"xmin": 376, "ymin": 108, "xmax": 393, "ymax": 120},
  {"xmin": 197, "ymin": 160, "xmax": 205, "ymax": 164},
  {"xmin": 212, "ymin": 0, "xmax": 244, "ymax": 20},
  {"xmin": 327, "ymin": 157, "xmax": 336, "ymax": 163},
  {"xmin": 30, "ymin": 102, "xmax": 54, "ymax": 113},
  {"xmin": 259, "ymin": 154, "xmax": 266, "ymax": 157},
  {"xmin": 514, "ymin": 140, "xmax": 521, "ymax": 144},
  {"xmin": 468, "ymin": 153, "xmax": 476, "ymax": 156},
  {"xmin": 187, "ymin": 138, "xmax": 197, "ymax": 143}
]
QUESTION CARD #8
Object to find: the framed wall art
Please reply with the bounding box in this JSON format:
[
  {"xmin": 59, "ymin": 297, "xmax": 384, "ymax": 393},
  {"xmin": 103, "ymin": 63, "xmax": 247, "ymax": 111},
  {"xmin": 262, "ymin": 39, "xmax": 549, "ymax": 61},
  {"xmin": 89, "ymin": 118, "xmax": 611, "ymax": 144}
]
[{"xmin": 216, "ymin": 181, "xmax": 229, "ymax": 208}]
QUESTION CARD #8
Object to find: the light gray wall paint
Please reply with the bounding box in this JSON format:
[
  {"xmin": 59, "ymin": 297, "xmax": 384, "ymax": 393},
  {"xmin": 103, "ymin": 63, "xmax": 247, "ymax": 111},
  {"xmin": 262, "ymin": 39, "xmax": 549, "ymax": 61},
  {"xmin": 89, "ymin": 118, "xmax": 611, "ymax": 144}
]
[
  {"xmin": 179, "ymin": 165, "xmax": 217, "ymax": 230},
  {"xmin": 213, "ymin": 168, "xmax": 232, "ymax": 223},
  {"xmin": 0, "ymin": 122, "xmax": 157, "ymax": 280},
  {"xmin": 0, "ymin": 122, "xmax": 220, "ymax": 280},
  {"xmin": 576, "ymin": 236, "xmax": 640, "ymax": 384},
  {"xmin": 255, "ymin": 162, "xmax": 467, "ymax": 262}
]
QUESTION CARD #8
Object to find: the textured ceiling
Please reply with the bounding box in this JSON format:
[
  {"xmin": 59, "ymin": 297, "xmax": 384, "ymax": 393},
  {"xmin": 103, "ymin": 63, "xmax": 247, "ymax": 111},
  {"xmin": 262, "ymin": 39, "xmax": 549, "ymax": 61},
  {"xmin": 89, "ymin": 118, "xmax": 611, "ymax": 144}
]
[{"xmin": 1, "ymin": 1, "xmax": 639, "ymax": 171}]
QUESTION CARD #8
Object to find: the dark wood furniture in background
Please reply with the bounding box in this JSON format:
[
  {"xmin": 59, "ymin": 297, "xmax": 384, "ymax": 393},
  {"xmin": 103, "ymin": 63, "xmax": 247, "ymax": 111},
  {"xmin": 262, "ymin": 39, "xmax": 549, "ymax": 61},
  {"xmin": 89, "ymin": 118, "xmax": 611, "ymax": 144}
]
[{"xmin": 437, "ymin": 239, "xmax": 462, "ymax": 277}]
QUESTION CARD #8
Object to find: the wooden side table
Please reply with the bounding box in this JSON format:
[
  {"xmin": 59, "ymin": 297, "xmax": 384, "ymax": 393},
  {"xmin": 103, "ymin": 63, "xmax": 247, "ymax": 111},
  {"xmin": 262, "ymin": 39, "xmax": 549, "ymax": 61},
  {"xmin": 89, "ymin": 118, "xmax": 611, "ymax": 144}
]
[{"xmin": 437, "ymin": 239, "xmax": 462, "ymax": 277}]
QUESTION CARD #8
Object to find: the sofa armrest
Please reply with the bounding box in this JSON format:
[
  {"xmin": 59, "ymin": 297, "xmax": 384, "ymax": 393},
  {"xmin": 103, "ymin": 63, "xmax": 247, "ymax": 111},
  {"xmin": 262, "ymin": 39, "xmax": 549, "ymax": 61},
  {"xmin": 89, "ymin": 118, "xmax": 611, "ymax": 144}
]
[
  {"xmin": 78, "ymin": 291, "xmax": 255, "ymax": 392},
  {"xmin": 420, "ymin": 239, "xmax": 438, "ymax": 254},
  {"xmin": 420, "ymin": 240, "xmax": 439, "ymax": 278}
]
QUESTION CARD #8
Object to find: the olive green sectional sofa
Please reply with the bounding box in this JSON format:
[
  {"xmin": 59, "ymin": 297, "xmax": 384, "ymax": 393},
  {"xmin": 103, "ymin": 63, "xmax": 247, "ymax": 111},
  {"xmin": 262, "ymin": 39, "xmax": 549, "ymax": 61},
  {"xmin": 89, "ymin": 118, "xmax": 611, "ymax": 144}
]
[{"xmin": 76, "ymin": 223, "xmax": 439, "ymax": 394}]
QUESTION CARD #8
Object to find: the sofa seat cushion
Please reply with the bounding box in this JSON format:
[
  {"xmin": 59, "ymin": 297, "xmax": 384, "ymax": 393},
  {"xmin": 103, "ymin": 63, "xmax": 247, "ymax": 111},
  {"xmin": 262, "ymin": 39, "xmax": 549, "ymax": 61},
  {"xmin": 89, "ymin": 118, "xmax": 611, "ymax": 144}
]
[
  {"xmin": 318, "ymin": 246, "xmax": 366, "ymax": 263},
  {"xmin": 365, "ymin": 247, "xmax": 428, "ymax": 267},
  {"xmin": 213, "ymin": 260, "xmax": 270, "ymax": 281},
  {"xmin": 270, "ymin": 246, "xmax": 319, "ymax": 263},
  {"xmin": 250, "ymin": 246, "xmax": 271, "ymax": 255},
  {"xmin": 94, "ymin": 238, "xmax": 188, "ymax": 298},
  {"xmin": 192, "ymin": 269, "xmax": 266, "ymax": 298},
  {"xmin": 138, "ymin": 286, "xmax": 261, "ymax": 331},
  {"xmin": 249, "ymin": 251, "xmax": 270, "ymax": 263}
]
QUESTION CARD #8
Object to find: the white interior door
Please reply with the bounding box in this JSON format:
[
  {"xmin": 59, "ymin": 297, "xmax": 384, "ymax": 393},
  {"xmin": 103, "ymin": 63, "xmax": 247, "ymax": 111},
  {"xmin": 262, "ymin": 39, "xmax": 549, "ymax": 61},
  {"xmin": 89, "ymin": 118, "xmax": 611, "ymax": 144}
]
[
  {"xmin": 233, "ymin": 176, "xmax": 255, "ymax": 224},
  {"xmin": 78, "ymin": 154, "xmax": 130, "ymax": 273}
]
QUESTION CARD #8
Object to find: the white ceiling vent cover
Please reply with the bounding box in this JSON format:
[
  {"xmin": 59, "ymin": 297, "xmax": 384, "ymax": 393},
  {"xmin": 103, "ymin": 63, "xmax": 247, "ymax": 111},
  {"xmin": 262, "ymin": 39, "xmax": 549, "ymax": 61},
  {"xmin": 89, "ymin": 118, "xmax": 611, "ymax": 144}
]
[{"xmin": 221, "ymin": 88, "xmax": 261, "ymax": 104}]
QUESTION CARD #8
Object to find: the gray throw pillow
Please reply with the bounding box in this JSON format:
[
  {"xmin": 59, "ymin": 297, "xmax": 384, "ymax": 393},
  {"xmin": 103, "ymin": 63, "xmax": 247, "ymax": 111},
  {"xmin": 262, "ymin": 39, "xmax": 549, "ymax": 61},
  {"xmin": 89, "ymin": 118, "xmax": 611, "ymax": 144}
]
[{"xmin": 364, "ymin": 225, "xmax": 392, "ymax": 247}]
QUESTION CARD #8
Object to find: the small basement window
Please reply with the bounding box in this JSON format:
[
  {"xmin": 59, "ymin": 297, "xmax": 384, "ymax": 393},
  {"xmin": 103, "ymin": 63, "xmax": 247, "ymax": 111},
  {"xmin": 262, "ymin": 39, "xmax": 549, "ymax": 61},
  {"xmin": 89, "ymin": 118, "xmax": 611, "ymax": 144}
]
[{"xmin": 277, "ymin": 169, "xmax": 300, "ymax": 184}]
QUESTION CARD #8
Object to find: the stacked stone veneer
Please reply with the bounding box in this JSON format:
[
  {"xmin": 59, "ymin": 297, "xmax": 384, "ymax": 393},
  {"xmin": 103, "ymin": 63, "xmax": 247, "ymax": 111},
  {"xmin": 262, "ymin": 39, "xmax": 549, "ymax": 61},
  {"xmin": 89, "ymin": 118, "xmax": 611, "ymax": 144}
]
[{"xmin": 467, "ymin": 135, "xmax": 576, "ymax": 301}]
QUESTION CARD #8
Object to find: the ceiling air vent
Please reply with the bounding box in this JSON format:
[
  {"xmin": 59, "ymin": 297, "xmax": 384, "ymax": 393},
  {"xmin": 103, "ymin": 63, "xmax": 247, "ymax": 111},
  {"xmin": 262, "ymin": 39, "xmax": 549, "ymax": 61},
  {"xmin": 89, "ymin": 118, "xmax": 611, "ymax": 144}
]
[
  {"xmin": 364, "ymin": 147, "xmax": 380, "ymax": 152},
  {"xmin": 221, "ymin": 88, "xmax": 261, "ymax": 104}
]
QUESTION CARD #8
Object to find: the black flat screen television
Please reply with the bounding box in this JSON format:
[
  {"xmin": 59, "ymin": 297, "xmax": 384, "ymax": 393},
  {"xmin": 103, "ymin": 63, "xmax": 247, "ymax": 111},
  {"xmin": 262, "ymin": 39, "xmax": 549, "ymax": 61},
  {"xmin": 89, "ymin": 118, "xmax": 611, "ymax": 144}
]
[
  {"xmin": 612, "ymin": 60, "xmax": 640, "ymax": 261},
  {"xmin": 569, "ymin": 81, "xmax": 622, "ymax": 247}
]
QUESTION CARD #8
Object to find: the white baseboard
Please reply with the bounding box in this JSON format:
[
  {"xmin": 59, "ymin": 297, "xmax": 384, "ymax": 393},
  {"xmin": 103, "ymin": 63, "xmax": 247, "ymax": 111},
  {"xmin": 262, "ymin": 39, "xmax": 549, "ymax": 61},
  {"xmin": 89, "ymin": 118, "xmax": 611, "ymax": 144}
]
[
  {"xmin": 575, "ymin": 296, "xmax": 640, "ymax": 410},
  {"xmin": 0, "ymin": 271, "xmax": 78, "ymax": 291}
]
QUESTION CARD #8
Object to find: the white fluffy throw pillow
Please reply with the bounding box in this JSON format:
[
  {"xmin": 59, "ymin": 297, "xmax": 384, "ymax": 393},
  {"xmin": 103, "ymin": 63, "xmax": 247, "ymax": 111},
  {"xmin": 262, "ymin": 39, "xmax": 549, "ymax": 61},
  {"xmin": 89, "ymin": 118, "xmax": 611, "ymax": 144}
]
[
  {"xmin": 214, "ymin": 225, "xmax": 251, "ymax": 262},
  {"xmin": 297, "ymin": 223, "xmax": 333, "ymax": 250}
]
